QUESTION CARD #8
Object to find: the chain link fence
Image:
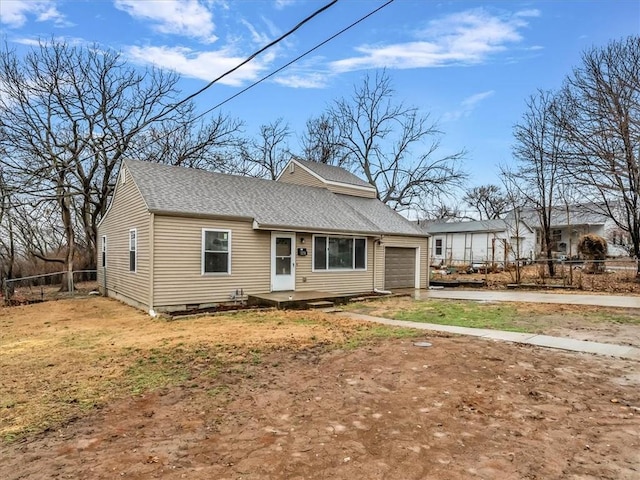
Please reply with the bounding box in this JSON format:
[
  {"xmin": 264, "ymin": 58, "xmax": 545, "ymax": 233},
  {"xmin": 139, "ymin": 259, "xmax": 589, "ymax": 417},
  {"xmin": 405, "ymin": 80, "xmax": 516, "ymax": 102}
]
[{"xmin": 2, "ymin": 270, "xmax": 98, "ymax": 305}]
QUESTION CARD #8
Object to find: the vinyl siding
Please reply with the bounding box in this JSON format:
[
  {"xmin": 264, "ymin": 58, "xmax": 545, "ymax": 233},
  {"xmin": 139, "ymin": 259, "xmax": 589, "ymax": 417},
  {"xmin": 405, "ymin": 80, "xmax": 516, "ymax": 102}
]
[
  {"xmin": 294, "ymin": 234, "xmax": 375, "ymax": 294},
  {"xmin": 431, "ymin": 231, "xmax": 536, "ymax": 265},
  {"xmin": 278, "ymin": 164, "xmax": 377, "ymax": 198},
  {"xmin": 277, "ymin": 166, "xmax": 325, "ymax": 188},
  {"xmin": 153, "ymin": 216, "xmax": 271, "ymax": 308},
  {"xmin": 97, "ymin": 166, "xmax": 151, "ymax": 308},
  {"xmin": 374, "ymin": 235, "xmax": 429, "ymax": 290}
]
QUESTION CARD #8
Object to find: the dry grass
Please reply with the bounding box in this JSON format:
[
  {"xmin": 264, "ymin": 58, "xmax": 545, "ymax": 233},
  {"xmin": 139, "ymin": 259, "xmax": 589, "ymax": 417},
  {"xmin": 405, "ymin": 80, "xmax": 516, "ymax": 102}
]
[{"xmin": 0, "ymin": 297, "xmax": 417, "ymax": 442}]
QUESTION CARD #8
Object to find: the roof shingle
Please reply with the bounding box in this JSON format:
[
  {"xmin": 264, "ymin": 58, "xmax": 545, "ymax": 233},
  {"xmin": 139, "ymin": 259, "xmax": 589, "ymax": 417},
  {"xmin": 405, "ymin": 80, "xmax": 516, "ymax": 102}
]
[{"xmin": 124, "ymin": 160, "xmax": 423, "ymax": 237}]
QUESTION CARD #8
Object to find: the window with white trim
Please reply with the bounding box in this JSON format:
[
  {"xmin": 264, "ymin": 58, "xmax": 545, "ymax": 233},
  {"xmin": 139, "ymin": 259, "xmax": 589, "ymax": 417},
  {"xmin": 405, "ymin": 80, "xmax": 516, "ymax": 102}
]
[
  {"xmin": 435, "ymin": 238, "xmax": 443, "ymax": 256},
  {"xmin": 313, "ymin": 236, "xmax": 366, "ymax": 271},
  {"xmin": 129, "ymin": 229, "xmax": 137, "ymax": 272},
  {"xmin": 202, "ymin": 229, "xmax": 231, "ymax": 274},
  {"xmin": 101, "ymin": 235, "xmax": 107, "ymax": 268}
]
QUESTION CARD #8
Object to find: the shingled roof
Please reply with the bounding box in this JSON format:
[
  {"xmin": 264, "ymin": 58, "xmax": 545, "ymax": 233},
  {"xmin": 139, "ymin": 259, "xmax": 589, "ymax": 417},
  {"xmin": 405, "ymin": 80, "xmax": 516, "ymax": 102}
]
[
  {"xmin": 290, "ymin": 158, "xmax": 374, "ymax": 189},
  {"xmin": 417, "ymin": 219, "xmax": 510, "ymax": 234},
  {"xmin": 507, "ymin": 207, "xmax": 609, "ymax": 228},
  {"xmin": 124, "ymin": 160, "xmax": 424, "ymax": 237}
]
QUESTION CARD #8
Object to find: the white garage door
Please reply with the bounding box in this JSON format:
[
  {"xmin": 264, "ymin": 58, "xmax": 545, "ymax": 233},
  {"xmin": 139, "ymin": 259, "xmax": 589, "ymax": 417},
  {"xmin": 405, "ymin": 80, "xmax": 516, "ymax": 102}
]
[{"xmin": 384, "ymin": 247, "xmax": 416, "ymax": 289}]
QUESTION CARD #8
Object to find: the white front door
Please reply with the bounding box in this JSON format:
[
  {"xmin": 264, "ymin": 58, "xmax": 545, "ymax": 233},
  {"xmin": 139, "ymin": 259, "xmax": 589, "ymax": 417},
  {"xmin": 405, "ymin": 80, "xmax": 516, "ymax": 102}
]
[{"xmin": 271, "ymin": 232, "xmax": 296, "ymax": 291}]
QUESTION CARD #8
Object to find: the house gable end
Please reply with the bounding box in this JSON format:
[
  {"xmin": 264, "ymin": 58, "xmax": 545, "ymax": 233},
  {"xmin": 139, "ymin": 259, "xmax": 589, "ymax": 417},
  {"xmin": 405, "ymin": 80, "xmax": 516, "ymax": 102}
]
[{"xmin": 277, "ymin": 158, "xmax": 377, "ymax": 199}]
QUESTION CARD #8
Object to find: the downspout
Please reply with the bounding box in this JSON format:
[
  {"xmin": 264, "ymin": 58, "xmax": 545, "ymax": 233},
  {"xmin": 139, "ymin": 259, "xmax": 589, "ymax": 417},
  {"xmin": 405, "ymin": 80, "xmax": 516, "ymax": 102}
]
[
  {"xmin": 426, "ymin": 236, "xmax": 430, "ymax": 289},
  {"xmin": 372, "ymin": 237, "xmax": 377, "ymax": 291},
  {"xmin": 372, "ymin": 237, "xmax": 391, "ymax": 294},
  {"xmin": 148, "ymin": 213, "xmax": 156, "ymax": 317}
]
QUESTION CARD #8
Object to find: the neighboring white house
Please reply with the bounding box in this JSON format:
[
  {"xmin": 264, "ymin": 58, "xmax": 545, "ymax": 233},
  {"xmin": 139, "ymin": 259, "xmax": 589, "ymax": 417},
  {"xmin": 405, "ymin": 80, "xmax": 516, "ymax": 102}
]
[
  {"xmin": 417, "ymin": 218, "xmax": 536, "ymax": 267},
  {"xmin": 511, "ymin": 207, "xmax": 627, "ymax": 258},
  {"xmin": 418, "ymin": 204, "xmax": 629, "ymax": 268}
]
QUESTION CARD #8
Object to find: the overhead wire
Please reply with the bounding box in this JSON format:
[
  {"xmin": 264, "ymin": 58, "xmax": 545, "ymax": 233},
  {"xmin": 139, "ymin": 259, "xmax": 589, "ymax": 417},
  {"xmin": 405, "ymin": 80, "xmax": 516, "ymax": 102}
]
[
  {"xmin": 138, "ymin": 0, "xmax": 339, "ymax": 129},
  {"xmin": 12, "ymin": 0, "xmax": 340, "ymax": 180},
  {"xmin": 3, "ymin": 0, "xmax": 395, "ymax": 200},
  {"xmin": 122, "ymin": 0, "xmax": 396, "ymax": 161}
]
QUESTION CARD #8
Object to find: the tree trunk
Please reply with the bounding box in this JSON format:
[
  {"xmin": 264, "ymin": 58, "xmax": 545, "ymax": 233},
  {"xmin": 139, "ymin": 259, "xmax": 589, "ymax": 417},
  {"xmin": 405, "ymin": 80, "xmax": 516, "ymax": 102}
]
[
  {"xmin": 58, "ymin": 186, "xmax": 75, "ymax": 292},
  {"xmin": 544, "ymin": 231, "xmax": 555, "ymax": 277}
]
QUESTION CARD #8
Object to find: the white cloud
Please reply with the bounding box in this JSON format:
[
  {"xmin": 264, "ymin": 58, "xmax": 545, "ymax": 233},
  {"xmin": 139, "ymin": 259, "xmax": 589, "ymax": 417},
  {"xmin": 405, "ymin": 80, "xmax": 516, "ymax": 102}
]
[
  {"xmin": 125, "ymin": 45, "xmax": 275, "ymax": 86},
  {"xmin": 274, "ymin": 0, "xmax": 297, "ymax": 10},
  {"xmin": 114, "ymin": 0, "xmax": 218, "ymax": 43},
  {"xmin": 462, "ymin": 90, "xmax": 494, "ymax": 107},
  {"xmin": 1, "ymin": 0, "xmax": 67, "ymax": 28},
  {"xmin": 240, "ymin": 19, "xmax": 271, "ymax": 45},
  {"xmin": 273, "ymin": 72, "xmax": 329, "ymax": 89},
  {"xmin": 12, "ymin": 35, "xmax": 86, "ymax": 47},
  {"xmin": 330, "ymin": 8, "xmax": 540, "ymax": 73},
  {"xmin": 443, "ymin": 90, "xmax": 495, "ymax": 122}
]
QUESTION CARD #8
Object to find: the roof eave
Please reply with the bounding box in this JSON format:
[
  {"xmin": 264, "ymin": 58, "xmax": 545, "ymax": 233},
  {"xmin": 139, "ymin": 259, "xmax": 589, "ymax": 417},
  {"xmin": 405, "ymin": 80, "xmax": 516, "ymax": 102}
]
[
  {"xmin": 149, "ymin": 209, "xmax": 255, "ymax": 223},
  {"xmin": 253, "ymin": 221, "xmax": 428, "ymax": 237}
]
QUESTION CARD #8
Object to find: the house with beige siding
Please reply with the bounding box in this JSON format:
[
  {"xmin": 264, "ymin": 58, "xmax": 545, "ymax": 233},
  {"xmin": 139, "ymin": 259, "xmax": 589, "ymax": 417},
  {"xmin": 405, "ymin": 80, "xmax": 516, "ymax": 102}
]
[{"xmin": 97, "ymin": 158, "xmax": 429, "ymax": 315}]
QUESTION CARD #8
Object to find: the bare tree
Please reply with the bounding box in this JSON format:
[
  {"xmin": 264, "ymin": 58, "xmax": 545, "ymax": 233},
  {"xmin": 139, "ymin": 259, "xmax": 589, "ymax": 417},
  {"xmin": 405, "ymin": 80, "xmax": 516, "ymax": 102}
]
[
  {"xmin": 504, "ymin": 89, "xmax": 565, "ymax": 277},
  {"xmin": 238, "ymin": 118, "xmax": 291, "ymax": 179},
  {"xmin": 0, "ymin": 39, "xmax": 241, "ymax": 285},
  {"xmin": 0, "ymin": 168, "xmax": 16, "ymax": 282},
  {"xmin": 556, "ymin": 36, "xmax": 640, "ymax": 275},
  {"xmin": 133, "ymin": 106, "xmax": 244, "ymax": 171},
  {"xmin": 417, "ymin": 201, "xmax": 464, "ymax": 221},
  {"xmin": 463, "ymin": 184, "xmax": 508, "ymax": 220},
  {"xmin": 300, "ymin": 113, "xmax": 347, "ymax": 165},
  {"xmin": 327, "ymin": 71, "xmax": 466, "ymax": 211}
]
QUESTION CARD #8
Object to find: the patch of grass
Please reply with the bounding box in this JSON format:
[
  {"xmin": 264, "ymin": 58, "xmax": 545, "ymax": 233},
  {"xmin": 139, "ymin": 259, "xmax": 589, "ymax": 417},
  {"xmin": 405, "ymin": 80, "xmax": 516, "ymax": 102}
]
[
  {"xmin": 0, "ymin": 299, "xmax": 470, "ymax": 446},
  {"xmin": 393, "ymin": 300, "xmax": 529, "ymax": 332},
  {"xmin": 588, "ymin": 311, "xmax": 640, "ymax": 325},
  {"xmin": 347, "ymin": 299, "xmax": 530, "ymax": 332},
  {"xmin": 207, "ymin": 385, "xmax": 229, "ymax": 397},
  {"xmin": 293, "ymin": 317, "xmax": 318, "ymax": 326},
  {"xmin": 348, "ymin": 297, "xmax": 640, "ymax": 333},
  {"xmin": 125, "ymin": 356, "xmax": 191, "ymax": 395},
  {"xmin": 341, "ymin": 324, "xmax": 421, "ymax": 349}
]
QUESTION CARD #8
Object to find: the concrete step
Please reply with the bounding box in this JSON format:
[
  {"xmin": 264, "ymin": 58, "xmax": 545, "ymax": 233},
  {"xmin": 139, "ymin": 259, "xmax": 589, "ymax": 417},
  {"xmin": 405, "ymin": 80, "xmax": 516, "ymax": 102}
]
[{"xmin": 306, "ymin": 300, "xmax": 335, "ymax": 309}]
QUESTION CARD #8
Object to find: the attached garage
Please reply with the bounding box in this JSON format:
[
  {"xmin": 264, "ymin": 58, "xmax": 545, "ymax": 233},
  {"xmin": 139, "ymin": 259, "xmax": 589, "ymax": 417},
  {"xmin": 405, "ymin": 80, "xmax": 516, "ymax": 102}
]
[{"xmin": 384, "ymin": 247, "xmax": 416, "ymax": 289}]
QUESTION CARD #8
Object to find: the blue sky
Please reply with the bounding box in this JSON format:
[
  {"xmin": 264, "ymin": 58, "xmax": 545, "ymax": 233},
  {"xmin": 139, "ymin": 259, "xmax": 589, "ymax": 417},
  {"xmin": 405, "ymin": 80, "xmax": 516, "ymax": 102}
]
[{"xmin": 1, "ymin": 0, "xmax": 639, "ymax": 188}]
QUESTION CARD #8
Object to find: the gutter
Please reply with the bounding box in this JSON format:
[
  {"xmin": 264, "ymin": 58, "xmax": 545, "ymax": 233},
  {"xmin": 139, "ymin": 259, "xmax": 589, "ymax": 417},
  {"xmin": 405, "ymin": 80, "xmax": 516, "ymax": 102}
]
[
  {"xmin": 149, "ymin": 210, "xmax": 255, "ymax": 223},
  {"xmin": 253, "ymin": 221, "xmax": 429, "ymax": 238}
]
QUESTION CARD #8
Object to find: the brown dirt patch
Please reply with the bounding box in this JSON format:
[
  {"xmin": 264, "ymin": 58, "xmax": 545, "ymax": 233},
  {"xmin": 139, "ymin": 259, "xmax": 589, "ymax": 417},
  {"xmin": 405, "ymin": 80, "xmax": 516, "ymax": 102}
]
[{"xmin": 1, "ymin": 298, "xmax": 640, "ymax": 479}]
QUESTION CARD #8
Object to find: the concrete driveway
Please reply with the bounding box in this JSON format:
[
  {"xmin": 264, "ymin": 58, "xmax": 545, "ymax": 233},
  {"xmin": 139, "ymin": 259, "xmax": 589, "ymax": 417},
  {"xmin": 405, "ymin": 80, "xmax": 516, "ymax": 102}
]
[{"xmin": 416, "ymin": 289, "xmax": 640, "ymax": 309}]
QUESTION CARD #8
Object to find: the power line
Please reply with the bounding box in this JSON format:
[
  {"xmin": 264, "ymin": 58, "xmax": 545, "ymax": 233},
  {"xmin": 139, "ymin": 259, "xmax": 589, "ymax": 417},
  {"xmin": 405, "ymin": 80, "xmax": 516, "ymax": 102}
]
[
  {"xmin": 123, "ymin": 0, "xmax": 395, "ymax": 161},
  {"xmin": 17, "ymin": 0, "xmax": 339, "ymax": 175},
  {"xmin": 3, "ymin": 0, "xmax": 395, "ymax": 200},
  {"xmin": 203, "ymin": 0, "xmax": 394, "ymax": 113},
  {"xmin": 127, "ymin": 0, "xmax": 339, "ymax": 137}
]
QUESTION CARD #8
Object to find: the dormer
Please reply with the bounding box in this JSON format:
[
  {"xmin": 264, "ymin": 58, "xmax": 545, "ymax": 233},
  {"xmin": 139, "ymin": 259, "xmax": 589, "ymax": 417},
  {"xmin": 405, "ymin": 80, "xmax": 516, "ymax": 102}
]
[{"xmin": 276, "ymin": 158, "xmax": 377, "ymax": 198}]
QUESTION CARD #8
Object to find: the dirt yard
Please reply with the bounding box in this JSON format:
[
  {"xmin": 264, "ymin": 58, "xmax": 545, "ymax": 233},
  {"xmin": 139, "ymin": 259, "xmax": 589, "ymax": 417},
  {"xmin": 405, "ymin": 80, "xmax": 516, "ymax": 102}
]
[{"xmin": 1, "ymin": 298, "xmax": 639, "ymax": 479}]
